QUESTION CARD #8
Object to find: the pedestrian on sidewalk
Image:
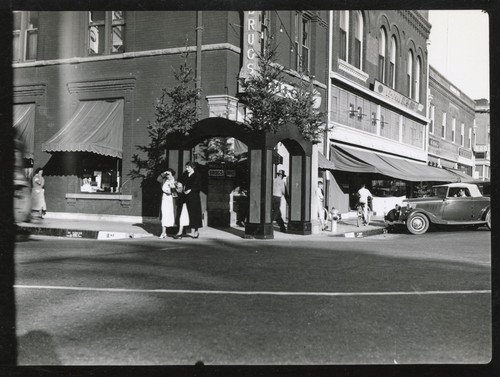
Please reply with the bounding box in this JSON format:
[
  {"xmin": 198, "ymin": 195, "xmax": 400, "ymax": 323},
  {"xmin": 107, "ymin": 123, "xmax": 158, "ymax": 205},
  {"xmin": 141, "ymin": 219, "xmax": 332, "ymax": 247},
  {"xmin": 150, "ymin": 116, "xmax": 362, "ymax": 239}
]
[
  {"xmin": 31, "ymin": 168, "xmax": 46, "ymax": 219},
  {"xmin": 356, "ymin": 184, "xmax": 373, "ymax": 226},
  {"xmin": 157, "ymin": 168, "xmax": 178, "ymax": 238},
  {"xmin": 316, "ymin": 179, "xmax": 327, "ymax": 230},
  {"xmin": 272, "ymin": 169, "xmax": 288, "ymax": 233},
  {"xmin": 175, "ymin": 161, "xmax": 202, "ymax": 239},
  {"xmin": 173, "ymin": 182, "xmax": 190, "ymax": 239}
]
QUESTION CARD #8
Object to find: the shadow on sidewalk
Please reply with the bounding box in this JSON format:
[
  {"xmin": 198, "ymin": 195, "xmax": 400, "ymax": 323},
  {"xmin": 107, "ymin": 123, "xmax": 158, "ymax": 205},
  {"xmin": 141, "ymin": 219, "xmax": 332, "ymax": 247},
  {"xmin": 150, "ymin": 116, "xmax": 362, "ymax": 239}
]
[{"xmin": 133, "ymin": 222, "xmax": 161, "ymax": 236}]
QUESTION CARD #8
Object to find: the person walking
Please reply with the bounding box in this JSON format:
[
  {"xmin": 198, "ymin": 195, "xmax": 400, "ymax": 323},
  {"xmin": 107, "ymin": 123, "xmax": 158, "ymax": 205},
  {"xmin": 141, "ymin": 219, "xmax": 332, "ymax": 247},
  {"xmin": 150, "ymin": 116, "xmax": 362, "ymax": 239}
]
[
  {"xmin": 175, "ymin": 161, "xmax": 203, "ymax": 239},
  {"xmin": 357, "ymin": 184, "xmax": 373, "ymax": 225},
  {"xmin": 31, "ymin": 168, "xmax": 46, "ymax": 219},
  {"xmin": 272, "ymin": 169, "xmax": 288, "ymax": 233},
  {"xmin": 157, "ymin": 168, "xmax": 178, "ymax": 238}
]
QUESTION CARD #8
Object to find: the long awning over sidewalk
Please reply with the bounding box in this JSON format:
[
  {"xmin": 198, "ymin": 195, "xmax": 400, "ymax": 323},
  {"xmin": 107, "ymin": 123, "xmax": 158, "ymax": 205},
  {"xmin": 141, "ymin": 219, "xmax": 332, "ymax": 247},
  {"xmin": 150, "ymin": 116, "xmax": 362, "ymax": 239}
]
[
  {"xmin": 42, "ymin": 99, "xmax": 124, "ymax": 158},
  {"xmin": 330, "ymin": 144, "xmax": 460, "ymax": 182}
]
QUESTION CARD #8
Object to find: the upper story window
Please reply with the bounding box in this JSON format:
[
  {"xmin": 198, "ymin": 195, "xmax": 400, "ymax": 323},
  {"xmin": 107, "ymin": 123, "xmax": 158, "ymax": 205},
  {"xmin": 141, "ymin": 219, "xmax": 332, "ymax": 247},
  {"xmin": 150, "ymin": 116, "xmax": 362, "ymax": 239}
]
[
  {"xmin": 441, "ymin": 112, "xmax": 447, "ymax": 139},
  {"xmin": 415, "ymin": 57, "xmax": 422, "ymax": 103},
  {"xmin": 339, "ymin": 11, "xmax": 349, "ymax": 61},
  {"xmin": 294, "ymin": 12, "xmax": 310, "ymax": 73},
  {"xmin": 429, "ymin": 105, "xmax": 435, "ymax": 134},
  {"xmin": 451, "ymin": 118, "xmax": 456, "ymax": 143},
  {"xmin": 378, "ymin": 28, "xmax": 387, "ymax": 82},
  {"xmin": 352, "ymin": 11, "xmax": 364, "ymax": 69},
  {"xmin": 88, "ymin": 11, "xmax": 125, "ymax": 56},
  {"xmin": 468, "ymin": 127, "xmax": 472, "ymax": 149},
  {"xmin": 13, "ymin": 11, "xmax": 38, "ymax": 62},
  {"xmin": 407, "ymin": 50, "xmax": 414, "ymax": 98},
  {"xmin": 389, "ymin": 36, "xmax": 397, "ymax": 89},
  {"xmin": 460, "ymin": 123, "xmax": 465, "ymax": 147}
]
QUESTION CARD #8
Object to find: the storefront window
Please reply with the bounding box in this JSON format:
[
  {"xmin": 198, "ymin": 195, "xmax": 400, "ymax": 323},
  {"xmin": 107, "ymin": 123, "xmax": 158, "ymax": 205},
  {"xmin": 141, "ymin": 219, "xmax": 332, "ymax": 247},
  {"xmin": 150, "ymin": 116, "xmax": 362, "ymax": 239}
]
[
  {"xmin": 371, "ymin": 179, "xmax": 406, "ymax": 197},
  {"xmin": 80, "ymin": 153, "xmax": 122, "ymax": 193}
]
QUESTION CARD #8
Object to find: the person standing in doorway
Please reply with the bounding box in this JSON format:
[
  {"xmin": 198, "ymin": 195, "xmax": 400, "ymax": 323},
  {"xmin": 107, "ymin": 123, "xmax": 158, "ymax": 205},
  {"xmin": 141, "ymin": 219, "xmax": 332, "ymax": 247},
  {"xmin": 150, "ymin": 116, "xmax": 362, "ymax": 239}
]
[
  {"xmin": 272, "ymin": 169, "xmax": 288, "ymax": 233},
  {"xmin": 157, "ymin": 168, "xmax": 177, "ymax": 238},
  {"xmin": 176, "ymin": 161, "xmax": 203, "ymax": 239},
  {"xmin": 357, "ymin": 184, "xmax": 373, "ymax": 225},
  {"xmin": 31, "ymin": 168, "xmax": 47, "ymax": 219}
]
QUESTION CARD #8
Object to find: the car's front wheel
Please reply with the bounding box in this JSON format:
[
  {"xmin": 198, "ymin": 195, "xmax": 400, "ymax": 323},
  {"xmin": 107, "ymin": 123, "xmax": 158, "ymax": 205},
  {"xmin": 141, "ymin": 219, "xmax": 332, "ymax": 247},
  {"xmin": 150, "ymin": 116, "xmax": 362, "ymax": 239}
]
[
  {"xmin": 485, "ymin": 209, "xmax": 491, "ymax": 230},
  {"xmin": 406, "ymin": 212, "xmax": 430, "ymax": 235}
]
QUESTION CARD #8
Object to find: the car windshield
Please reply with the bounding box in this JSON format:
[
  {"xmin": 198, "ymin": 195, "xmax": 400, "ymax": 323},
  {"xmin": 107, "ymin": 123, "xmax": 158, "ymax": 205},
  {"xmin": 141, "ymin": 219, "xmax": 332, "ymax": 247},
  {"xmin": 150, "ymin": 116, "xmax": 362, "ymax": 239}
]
[{"xmin": 430, "ymin": 186, "xmax": 448, "ymax": 198}]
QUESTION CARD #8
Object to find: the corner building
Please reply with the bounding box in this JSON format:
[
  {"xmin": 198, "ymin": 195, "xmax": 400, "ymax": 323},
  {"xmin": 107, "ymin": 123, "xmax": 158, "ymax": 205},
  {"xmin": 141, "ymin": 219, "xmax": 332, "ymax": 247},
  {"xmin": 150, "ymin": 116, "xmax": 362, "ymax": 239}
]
[
  {"xmin": 13, "ymin": 11, "xmax": 329, "ymax": 238},
  {"xmin": 324, "ymin": 10, "xmax": 459, "ymax": 216}
]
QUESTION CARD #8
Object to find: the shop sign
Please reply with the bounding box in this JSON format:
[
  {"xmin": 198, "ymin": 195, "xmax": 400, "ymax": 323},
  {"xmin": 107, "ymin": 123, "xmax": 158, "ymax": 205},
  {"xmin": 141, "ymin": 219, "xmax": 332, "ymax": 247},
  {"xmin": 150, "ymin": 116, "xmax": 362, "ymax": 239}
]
[
  {"xmin": 374, "ymin": 80, "xmax": 424, "ymax": 112},
  {"xmin": 429, "ymin": 138, "xmax": 440, "ymax": 148},
  {"xmin": 459, "ymin": 148, "xmax": 472, "ymax": 159},
  {"xmin": 239, "ymin": 11, "xmax": 262, "ymax": 85},
  {"xmin": 208, "ymin": 168, "xmax": 225, "ymax": 178}
]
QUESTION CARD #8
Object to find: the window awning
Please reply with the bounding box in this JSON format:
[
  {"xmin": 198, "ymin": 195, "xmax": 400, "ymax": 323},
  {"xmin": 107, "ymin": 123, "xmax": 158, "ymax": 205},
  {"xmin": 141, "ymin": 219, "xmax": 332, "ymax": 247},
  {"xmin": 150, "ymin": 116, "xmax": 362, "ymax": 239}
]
[
  {"xmin": 318, "ymin": 152, "xmax": 336, "ymax": 170},
  {"xmin": 13, "ymin": 103, "xmax": 35, "ymax": 159},
  {"xmin": 331, "ymin": 144, "xmax": 460, "ymax": 182},
  {"xmin": 444, "ymin": 168, "xmax": 472, "ymax": 182},
  {"xmin": 42, "ymin": 100, "xmax": 124, "ymax": 158}
]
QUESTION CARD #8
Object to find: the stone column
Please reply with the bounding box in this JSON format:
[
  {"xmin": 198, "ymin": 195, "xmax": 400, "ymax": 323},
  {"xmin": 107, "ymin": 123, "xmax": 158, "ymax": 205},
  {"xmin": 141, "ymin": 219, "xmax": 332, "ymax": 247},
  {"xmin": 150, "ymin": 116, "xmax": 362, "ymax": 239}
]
[
  {"xmin": 244, "ymin": 146, "xmax": 274, "ymax": 239},
  {"xmin": 287, "ymin": 153, "xmax": 312, "ymax": 235}
]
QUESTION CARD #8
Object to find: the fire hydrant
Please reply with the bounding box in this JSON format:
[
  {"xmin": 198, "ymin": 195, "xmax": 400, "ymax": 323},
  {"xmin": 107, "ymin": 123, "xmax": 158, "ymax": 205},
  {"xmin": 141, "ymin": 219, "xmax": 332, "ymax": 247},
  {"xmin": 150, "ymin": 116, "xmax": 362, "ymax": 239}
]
[{"xmin": 329, "ymin": 209, "xmax": 341, "ymax": 233}]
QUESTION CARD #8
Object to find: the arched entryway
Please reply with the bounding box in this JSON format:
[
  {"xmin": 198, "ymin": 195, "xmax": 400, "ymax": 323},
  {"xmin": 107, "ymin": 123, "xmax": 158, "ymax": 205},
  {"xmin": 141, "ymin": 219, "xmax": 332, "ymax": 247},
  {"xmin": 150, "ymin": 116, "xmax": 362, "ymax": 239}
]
[{"xmin": 165, "ymin": 117, "xmax": 313, "ymax": 239}]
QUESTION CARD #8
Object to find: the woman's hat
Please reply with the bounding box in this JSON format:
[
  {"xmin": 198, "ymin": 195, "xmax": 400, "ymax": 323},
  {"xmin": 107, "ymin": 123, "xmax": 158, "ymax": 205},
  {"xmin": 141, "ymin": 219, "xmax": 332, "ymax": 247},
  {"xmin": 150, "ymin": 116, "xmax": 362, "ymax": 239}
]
[{"xmin": 277, "ymin": 169, "xmax": 286, "ymax": 177}]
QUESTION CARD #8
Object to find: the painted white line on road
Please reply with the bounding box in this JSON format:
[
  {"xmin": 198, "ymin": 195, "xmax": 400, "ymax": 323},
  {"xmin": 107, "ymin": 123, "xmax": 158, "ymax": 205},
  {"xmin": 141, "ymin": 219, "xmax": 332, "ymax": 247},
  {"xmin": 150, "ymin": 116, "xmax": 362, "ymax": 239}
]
[{"xmin": 13, "ymin": 285, "xmax": 491, "ymax": 296}]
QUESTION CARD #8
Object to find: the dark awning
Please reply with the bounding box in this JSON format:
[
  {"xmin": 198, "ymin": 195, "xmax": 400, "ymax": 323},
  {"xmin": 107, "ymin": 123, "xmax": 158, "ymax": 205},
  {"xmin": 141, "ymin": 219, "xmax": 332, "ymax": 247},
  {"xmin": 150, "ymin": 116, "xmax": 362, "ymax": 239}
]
[
  {"xmin": 444, "ymin": 168, "xmax": 472, "ymax": 182},
  {"xmin": 318, "ymin": 152, "xmax": 336, "ymax": 170},
  {"xmin": 332, "ymin": 144, "xmax": 459, "ymax": 182},
  {"xmin": 42, "ymin": 100, "xmax": 124, "ymax": 158},
  {"xmin": 13, "ymin": 103, "xmax": 35, "ymax": 159}
]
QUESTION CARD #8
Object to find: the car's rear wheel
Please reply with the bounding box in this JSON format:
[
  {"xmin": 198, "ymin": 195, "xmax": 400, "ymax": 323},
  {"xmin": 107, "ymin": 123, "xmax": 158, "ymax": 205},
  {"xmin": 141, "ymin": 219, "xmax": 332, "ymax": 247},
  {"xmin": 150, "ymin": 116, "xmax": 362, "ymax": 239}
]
[
  {"xmin": 485, "ymin": 209, "xmax": 491, "ymax": 230},
  {"xmin": 406, "ymin": 212, "xmax": 430, "ymax": 235}
]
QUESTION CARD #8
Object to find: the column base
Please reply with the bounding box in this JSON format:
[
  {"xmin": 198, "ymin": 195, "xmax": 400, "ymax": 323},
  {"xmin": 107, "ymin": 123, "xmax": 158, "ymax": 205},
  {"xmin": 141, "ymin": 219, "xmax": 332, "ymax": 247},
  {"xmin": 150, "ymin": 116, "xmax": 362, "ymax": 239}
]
[
  {"xmin": 287, "ymin": 221, "xmax": 312, "ymax": 235},
  {"xmin": 244, "ymin": 223, "xmax": 274, "ymax": 239}
]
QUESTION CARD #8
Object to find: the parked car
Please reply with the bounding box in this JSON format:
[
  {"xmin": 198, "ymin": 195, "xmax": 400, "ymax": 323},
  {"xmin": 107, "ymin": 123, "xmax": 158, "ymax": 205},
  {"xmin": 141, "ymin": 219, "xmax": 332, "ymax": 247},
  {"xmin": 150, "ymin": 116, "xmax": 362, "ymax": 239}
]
[{"xmin": 389, "ymin": 183, "xmax": 491, "ymax": 235}]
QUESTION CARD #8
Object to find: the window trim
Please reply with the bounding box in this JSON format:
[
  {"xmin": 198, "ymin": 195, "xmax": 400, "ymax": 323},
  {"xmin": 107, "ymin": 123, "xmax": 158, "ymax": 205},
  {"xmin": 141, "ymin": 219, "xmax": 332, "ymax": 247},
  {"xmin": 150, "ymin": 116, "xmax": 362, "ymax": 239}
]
[
  {"xmin": 294, "ymin": 12, "xmax": 311, "ymax": 73},
  {"xmin": 352, "ymin": 11, "xmax": 364, "ymax": 70},
  {"xmin": 407, "ymin": 50, "xmax": 413, "ymax": 98},
  {"xmin": 415, "ymin": 56, "xmax": 421, "ymax": 103},
  {"xmin": 451, "ymin": 118, "xmax": 456, "ymax": 143},
  {"xmin": 441, "ymin": 112, "xmax": 447, "ymax": 139},
  {"xmin": 378, "ymin": 28, "xmax": 387, "ymax": 83},
  {"xmin": 389, "ymin": 36, "xmax": 397, "ymax": 89},
  {"xmin": 12, "ymin": 11, "xmax": 38, "ymax": 62},
  {"xmin": 88, "ymin": 11, "xmax": 125, "ymax": 56},
  {"xmin": 339, "ymin": 11, "xmax": 349, "ymax": 62},
  {"xmin": 429, "ymin": 105, "xmax": 435, "ymax": 134}
]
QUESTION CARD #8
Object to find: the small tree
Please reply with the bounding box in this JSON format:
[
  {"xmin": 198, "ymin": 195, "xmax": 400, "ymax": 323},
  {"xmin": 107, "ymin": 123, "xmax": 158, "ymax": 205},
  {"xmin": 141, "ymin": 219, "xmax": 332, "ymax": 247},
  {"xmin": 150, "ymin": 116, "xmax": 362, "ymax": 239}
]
[
  {"xmin": 238, "ymin": 38, "xmax": 327, "ymax": 143},
  {"xmin": 194, "ymin": 137, "xmax": 236, "ymax": 164},
  {"xmin": 130, "ymin": 51, "xmax": 200, "ymax": 181}
]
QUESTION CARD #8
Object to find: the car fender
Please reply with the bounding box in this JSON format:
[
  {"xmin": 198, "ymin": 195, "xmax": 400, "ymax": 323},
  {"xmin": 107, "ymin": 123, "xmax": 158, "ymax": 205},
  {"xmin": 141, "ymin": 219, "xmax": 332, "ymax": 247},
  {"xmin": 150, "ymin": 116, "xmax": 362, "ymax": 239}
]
[
  {"xmin": 404, "ymin": 208, "xmax": 443, "ymax": 225},
  {"xmin": 480, "ymin": 205, "xmax": 491, "ymax": 221}
]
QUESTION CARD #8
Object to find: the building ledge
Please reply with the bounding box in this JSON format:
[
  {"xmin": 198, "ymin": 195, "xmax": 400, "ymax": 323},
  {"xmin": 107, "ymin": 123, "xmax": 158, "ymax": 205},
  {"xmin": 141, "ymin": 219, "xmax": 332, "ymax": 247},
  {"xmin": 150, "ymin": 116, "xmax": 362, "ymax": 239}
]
[{"xmin": 65, "ymin": 193, "xmax": 132, "ymax": 200}]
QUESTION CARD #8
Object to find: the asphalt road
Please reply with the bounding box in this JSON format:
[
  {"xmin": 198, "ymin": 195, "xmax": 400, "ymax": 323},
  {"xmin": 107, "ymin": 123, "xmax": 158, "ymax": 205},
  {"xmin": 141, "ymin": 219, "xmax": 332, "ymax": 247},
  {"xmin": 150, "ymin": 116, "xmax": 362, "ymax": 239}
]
[{"xmin": 14, "ymin": 228, "xmax": 491, "ymax": 365}]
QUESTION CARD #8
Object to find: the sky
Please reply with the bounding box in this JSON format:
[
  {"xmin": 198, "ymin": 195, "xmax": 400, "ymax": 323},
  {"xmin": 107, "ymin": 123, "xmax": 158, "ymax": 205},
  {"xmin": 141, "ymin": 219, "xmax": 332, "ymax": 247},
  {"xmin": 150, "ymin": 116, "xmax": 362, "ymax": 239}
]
[{"xmin": 427, "ymin": 10, "xmax": 490, "ymax": 101}]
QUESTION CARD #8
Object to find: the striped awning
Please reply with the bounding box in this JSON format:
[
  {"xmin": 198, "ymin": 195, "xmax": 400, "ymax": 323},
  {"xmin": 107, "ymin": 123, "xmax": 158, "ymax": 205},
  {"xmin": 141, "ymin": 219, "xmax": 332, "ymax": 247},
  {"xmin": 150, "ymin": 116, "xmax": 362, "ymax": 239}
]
[
  {"xmin": 13, "ymin": 103, "xmax": 35, "ymax": 159},
  {"xmin": 42, "ymin": 99, "xmax": 124, "ymax": 158}
]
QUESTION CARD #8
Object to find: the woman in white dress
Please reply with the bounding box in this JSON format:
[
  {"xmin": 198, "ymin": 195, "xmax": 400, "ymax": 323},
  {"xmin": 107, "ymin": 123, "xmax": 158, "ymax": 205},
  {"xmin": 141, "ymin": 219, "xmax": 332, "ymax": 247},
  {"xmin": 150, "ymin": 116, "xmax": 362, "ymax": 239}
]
[{"xmin": 157, "ymin": 168, "xmax": 178, "ymax": 238}]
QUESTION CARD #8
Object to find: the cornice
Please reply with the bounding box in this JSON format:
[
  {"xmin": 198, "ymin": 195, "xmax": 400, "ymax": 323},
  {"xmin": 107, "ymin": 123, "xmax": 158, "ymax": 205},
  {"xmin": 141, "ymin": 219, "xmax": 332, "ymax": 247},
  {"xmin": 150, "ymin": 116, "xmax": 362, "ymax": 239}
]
[
  {"xmin": 397, "ymin": 10, "xmax": 432, "ymax": 40},
  {"xmin": 13, "ymin": 83, "xmax": 46, "ymax": 97}
]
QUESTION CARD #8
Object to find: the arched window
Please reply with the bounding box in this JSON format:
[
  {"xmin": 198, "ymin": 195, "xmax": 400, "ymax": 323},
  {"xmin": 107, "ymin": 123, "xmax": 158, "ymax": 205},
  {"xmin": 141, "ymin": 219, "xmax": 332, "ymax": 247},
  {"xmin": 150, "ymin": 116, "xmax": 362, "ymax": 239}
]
[
  {"xmin": 378, "ymin": 28, "xmax": 387, "ymax": 82},
  {"xmin": 407, "ymin": 50, "xmax": 414, "ymax": 98},
  {"xmin": 339, "ymin": 11, "xmax": 349, "ymax": 61},
  {"xmin": 415, "ymin": 56, "xmax": 422, "ymax": 102},
  {"xmin": 353, "ymin": 11, "xmax": 363, "ymax": 69},
  {"xmin": 389, "ymin": 36, "xmax": 397, "ymax": 89}
]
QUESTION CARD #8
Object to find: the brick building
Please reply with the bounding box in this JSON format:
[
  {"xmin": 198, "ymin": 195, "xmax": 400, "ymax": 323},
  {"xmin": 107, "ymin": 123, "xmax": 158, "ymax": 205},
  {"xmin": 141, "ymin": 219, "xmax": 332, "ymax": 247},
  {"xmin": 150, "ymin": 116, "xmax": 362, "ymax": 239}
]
[
  {"xmin": 428, "ymin": 66, "xmax": 475, "ymax": 177},
  {"xmin": 323, "ymin": 10, "xmax": 459, "ymax": 216},
  {"xmin": 12, "ymin": 10, "xmax": 329, "ymax": 237},
  {"xmin": 473, "ymin": 99, "xmax": 490, "ymax": 181}
]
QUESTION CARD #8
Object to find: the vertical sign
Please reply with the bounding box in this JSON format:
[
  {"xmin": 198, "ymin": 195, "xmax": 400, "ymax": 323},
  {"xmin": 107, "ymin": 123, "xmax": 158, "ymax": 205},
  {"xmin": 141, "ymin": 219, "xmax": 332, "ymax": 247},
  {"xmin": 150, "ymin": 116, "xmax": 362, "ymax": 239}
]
[{"xmin": 238, "ymin": 11, "xmax": 262, "ymax": 91}]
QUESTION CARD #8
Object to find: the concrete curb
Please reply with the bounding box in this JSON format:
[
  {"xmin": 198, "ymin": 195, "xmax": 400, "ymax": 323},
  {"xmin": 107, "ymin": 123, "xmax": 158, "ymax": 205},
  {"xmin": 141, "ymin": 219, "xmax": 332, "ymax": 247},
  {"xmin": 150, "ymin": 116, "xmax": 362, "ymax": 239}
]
[
  {"xmin": 17, "ymin": 226, "xmax": 151, "ymax": 240},
  {"xmin": 338, "ymin": 226, "xmax": 388, "ymax": 238}
]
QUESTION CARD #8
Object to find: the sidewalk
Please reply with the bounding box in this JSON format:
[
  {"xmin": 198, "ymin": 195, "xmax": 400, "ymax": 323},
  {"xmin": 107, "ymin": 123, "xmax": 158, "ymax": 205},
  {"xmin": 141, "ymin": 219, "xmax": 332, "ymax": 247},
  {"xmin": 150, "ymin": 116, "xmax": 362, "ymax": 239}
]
[{"xmin": 16, "ymin": 212, "xmax": 388, "ymax": 241}]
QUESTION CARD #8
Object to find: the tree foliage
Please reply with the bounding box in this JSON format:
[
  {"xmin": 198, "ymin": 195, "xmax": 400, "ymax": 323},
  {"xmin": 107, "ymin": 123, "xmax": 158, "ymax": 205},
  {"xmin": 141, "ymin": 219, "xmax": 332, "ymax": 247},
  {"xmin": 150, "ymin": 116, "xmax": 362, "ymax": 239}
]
[
  {"xmin": 130, "ymin": 51, "xmax": 200, "ymax": 181},
  {"xmin": 238, "ymin": 39, "xmax": 327, "ymax": 143}
]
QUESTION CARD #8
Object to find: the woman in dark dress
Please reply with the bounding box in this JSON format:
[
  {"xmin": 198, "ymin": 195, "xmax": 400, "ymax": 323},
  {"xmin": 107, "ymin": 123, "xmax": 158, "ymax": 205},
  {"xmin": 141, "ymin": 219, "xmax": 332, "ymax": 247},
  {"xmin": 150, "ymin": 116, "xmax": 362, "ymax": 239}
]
[{"xmin": 176, "ymin": 161, "xmax": 203, "ymax": 239}]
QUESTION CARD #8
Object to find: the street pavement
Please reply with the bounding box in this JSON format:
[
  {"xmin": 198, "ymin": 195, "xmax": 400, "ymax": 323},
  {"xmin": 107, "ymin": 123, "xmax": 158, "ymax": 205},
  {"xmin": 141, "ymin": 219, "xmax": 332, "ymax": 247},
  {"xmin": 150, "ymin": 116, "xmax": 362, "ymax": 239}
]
[
  {"xmin": 13, "ymin": 229, "xmax": 491, "ymax": 366},
  {"xmin": 16, "ymin": 212, "xmax": 388, "ymax": 241}
]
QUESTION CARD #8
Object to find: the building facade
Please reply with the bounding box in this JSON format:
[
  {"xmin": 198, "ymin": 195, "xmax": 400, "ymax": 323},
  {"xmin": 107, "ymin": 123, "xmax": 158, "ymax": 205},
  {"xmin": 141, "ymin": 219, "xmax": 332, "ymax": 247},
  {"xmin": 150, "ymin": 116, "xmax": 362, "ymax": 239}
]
[
  {"xmin": 323, "ymin": 10, "xmax": 461, "ymax": 216},
  {"xmin": 473, "ymin": 99, "xmax": 490, "ymax": 181},
  {"xmin": 12, "ymin": 10, "xmax": 330, "ymax": 237},
  {"xmin": 428, "ymin": 66, "xmax": 475, "ymax": 177}
]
